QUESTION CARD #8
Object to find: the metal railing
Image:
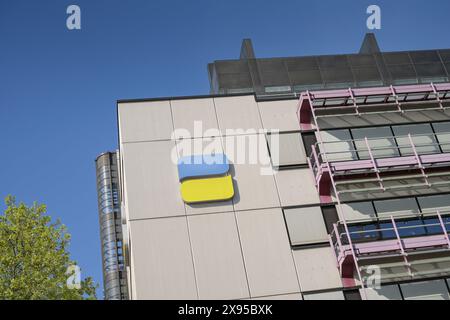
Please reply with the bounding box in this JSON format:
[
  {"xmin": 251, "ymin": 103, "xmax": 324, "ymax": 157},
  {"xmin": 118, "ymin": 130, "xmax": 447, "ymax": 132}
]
[
  {"xmin": 308, "ymin": 131, "xmax": 450, "ymax": 197},
  {"xmin": 330, "ymin": 210, "xmax": 450, "ymax": 279},
  {"xmin": 311, "ymin": 131, "xmax": 450, "ymax": 164},
  {"xmin": 298, "ymin": 82, "xmax": 450, "ymax": 130}
]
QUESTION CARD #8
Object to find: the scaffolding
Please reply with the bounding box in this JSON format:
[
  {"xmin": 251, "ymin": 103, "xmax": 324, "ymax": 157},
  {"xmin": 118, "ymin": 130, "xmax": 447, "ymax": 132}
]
[
  {"xmin": 330, "ymin": 211, "xmax": 450, "ymax": 287},
  {"xmin": 308, "ymin": 132, "xmax": 450, "ymax": 203},
  {"xmin": 298, "ymin": 83, "xmax": 450, "ymax": 131},
  {"xmin": 297, "ymin": 82, "xmax": 450, "ymax": 299}
]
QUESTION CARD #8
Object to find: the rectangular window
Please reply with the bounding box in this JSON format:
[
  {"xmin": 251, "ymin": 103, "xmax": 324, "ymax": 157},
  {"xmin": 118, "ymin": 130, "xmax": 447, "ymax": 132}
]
[
  {"xmin": 348, "ymin": 223, "xmax": 382, "ymax": 242},
  {"xmin": 417, "ymin": 194, "xmax": 450, "ymax": 214},
  {"xmin": 420, "ymin": 76, "xmax": 448, "ymax": 84},
  {"xmin": 324, "ymin": 82, "xmax": 354, "ymax": 89},
  {"xmin": 344, "ymin": 289, "xmax": 362, "ymax": 300},
  {"xmin": 392, "ymin": 123, "xmax": 440, "ymax": 156},
  {"xmin": 320, "ymin": 129, "xmax": 357, "ymax": 161},
  {"xmin": 351, "ymin": 126, "xmax": 399, "ymax": 159},
  {"xmin": 341, "ymin": 201, "xmax": 377, "ymax": 222},
  {"xmin": 400, "ymin": 280, "xmax": 450, "ymax": 300},
  {"xmin": 293, "ymin": 84, "xmax": 324, "ymax": 92},
  {"xmin": 373, "ymin": 197, "xmax": 420, "ymax": 219},
  {"xmin": 392, "ymin": 78, "xmax": 418, "ymax": 85},
  {"xmin": 432, "ymin": 121, "xmax": 450, "ymax": 153},
  {"xmin": 321, "ymin": 205, "xmax": 339, "ymax": 234},
  {"xmin": 301, "ymin": 132, "xmax": 318, "ymax": 158},
  {"xmin": 264, "ymin": 86, "xmax": 292, "ymax": 93},
  {"xmin": 357, "ymin": 80, "xmax": 384, "ymax": 87}
]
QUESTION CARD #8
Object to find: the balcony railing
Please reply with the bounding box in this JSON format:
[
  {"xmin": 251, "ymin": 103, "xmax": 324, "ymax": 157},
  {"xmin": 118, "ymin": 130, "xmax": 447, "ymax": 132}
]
[
  {"xmin": 308, "ymin": 131, "xmax": 450, "ymax": 203},
  {"xmin": 330, "ymin": 211, "xmax": 450, "ymax": 287},
  {"xmin": 297, "ymin": 83, "xmax": 450, "ymax": 130}
]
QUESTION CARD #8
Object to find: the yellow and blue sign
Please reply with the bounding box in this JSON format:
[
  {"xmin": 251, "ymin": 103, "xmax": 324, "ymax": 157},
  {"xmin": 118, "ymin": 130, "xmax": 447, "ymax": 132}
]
[{"xmin": 177, "ymin": 154, "xmax": 234, "ymax": 203}]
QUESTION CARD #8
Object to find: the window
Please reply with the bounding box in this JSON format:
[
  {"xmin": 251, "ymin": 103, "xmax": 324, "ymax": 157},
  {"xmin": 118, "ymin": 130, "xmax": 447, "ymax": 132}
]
[
  {"xmin": 284, "ymin": 206, "xmax": 329, "ymax": 246},
  {"xmin": 351, "ymin": 126, "xmax": 399, "ymax": 159},
  {"xmin": 293, "ymin": 84, "xmax": 324, "ymax": 92},
  {"xmin": 344, "ymin": 289, "xmax": 362, "ymax": 300},
  {"xmin": 267, "ymin": 132, "xmax": 307, "ymax": 168},
  {"xmin": 301, "ymin": 132, "xmax": 317, "ymax": 158},
  {"xmin": 344, "ymin": 194, "xmax": 450, "ymax": 243},
  {"xmin": 264, "ymin": 85, "xmax": 291, "ymax": 93},
  {"xmin": 357, "ymin": 80, "xmax": 384, "ymax": 87},
  {"xmin": 394, "ymin": 218, "xmax": 427, "ymax": 238},
  {"xmin": 400, "ymin": 280, "xmax": 450, "ymax": 300},
  {"xmin": 324, "ymin": 82, "xmax": 354, "ymax": 89},
  {"xmin": 420, "ymin": 76, "xmax": 448, "ymax": 84},
  {"xmin": 341, "ymin": 201, "xmax": 377, "ymax": 221},
  {"xmin": 348, "ymin": 223, "xmax": 381, "ymax": 242},
  {"xmin": 392, "ymin": 123, "xmax": 440, "ymax": 156},
  {"xmin": 417, "ymin": 194, "xmax": 450, "ymax": 214},
  {"xmin": 321, "ymin": 206, "xmax": 339, "ymax": 234},
  {"xmin": 320, "ymin": 129, "xmax": 357, "ymax": 161},
  {"xmin": 432, "ymin": 121, "xmax": 450, "ymax": 153},
  {"xmin": 364, "ymin": 285, "xmax": 403, "ymax": 300},
  {"xmin": 373, "ymin": 197, "xmax": 420, "ymax": 218},
  {"xmin": 392, "ymin": 78, "xmax": 418, "ymax": 85}
]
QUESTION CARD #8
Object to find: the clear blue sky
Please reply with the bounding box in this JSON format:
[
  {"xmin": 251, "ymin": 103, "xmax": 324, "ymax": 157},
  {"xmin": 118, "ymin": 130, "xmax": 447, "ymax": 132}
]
[{"xmin": 1, "ymin": 0, "xmax": 450, "ymax": 297}]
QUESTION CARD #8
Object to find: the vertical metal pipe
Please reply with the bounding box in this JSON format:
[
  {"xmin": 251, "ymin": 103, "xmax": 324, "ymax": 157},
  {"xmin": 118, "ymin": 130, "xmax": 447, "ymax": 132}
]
[{"xmin": 96, "ymin": 152, "xmax": 128, "ymax": 300}]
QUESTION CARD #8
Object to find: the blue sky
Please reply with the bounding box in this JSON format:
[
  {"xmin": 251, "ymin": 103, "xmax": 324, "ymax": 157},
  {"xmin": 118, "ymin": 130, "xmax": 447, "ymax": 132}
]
[{"xmin": 1, "ymin": 0, "xmax": 450, "ymax": 297}]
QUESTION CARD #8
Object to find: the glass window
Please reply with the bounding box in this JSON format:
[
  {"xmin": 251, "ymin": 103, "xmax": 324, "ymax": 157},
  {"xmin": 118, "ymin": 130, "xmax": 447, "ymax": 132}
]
[
  {"xmin": 421, "ymin": 217, "xmax": 444, "ymax": 235},
  {"xmin": 432, "ymin": 122, "xmax": 450, "ymax": 153},
  {"xmin": 391, "ymin": 78, "xmax": 418, "ymax": 85},
  {"xmin": 420, "ymin": 76, "xmax": 448, "ymax": 84},
  {"xmin": 363, "ymin": 285, "xmax": 403, "ymax": 300},
  {"xmin": 400, "ymin": 280, "xmax": 450, "ymax": 300},
  {"xmin": 284, "ymin": 206, "xmax": 328, "ymax": 246},
  {"xmin": 320, "ymin": 129, "xmax": 357, "ymax": 161},
  {"xmin": 293, "ymin": 84, "xmax": 324, "ymax": 92},
  {"xmin": 301, "ymin": 132, "xmax": 317, "ymax": 158},
  {"xmin": 377, "ymin": 221, "xmax": 396, "ymax": 240},
  {"xmin": 343, "ymin": 289, "xmax": 362, "ymax": 300},
  {"xmin": 417, "ymin": 194, "xmax": 450, "ymax": 215},
  {"xmin": 351, "ymin": 126, "xmax": 399, "ymax": 160},
  {"xmin": 264, "ymin": 86, "xmax": 292, "ymax": 93},
  {"xmin": 395, "ymin": 218, "xmax": 426, "ymax": 238},
  {"xmin": 392, "ymin": 123, "xmax": 440, "ymax": 156},
  {"xmin": 348, "ymin": 223, "xmax": 381, "ymax": 242},
  {"xmin": 341, "ymin": 201, "xmax": 377, "ymax": 222},
  {"xmin": 321, "ymin": 206, "xmax": 339, "ymax": 234},
  {"xmin": 268, "ymin": 132, "xmax": 307, "ymax": 168},
  {"xmin": 357, "ymin": 80, "xmax": 384, "ymax": 88},
  {"xmin": 324, "ymin": 82, "xmax": 354, "ymax": 89},
  {"xmin": 373, "ymin": 197, "xmax": 420, "ymax": 219}
]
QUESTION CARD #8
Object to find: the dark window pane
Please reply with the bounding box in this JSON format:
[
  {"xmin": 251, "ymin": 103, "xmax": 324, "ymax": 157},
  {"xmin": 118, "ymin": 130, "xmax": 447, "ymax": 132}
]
[
  {"xmin": 344, "ymin": 289, "xmax": 362, "ymax": 300},
  {"xmin": 302, "ymin": 132, "xmax": 317, "ymax": 158},
  {"xmin": 321, "ymin": 206, "xmax": 339, "ymax": 234}
]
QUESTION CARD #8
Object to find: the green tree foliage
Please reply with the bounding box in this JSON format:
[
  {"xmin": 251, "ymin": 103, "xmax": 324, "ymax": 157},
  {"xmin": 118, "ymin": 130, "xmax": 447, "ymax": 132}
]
[{"xmin": 0, "ymin": 196, "xmax": 97, "ymax": 299}]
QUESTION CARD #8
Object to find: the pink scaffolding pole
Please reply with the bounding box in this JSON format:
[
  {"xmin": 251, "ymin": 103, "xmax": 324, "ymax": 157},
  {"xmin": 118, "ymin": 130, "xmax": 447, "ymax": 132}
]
[{"xmin": 304, "ymin": 90, "xmax": 368, "ymax": 300}]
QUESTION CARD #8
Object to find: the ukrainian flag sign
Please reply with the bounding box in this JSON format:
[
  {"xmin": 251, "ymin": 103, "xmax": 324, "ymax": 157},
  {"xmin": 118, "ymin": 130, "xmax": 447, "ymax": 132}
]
[{"xmin": 177, "ymin": 154, "xmax": 234, "ymax": 203}]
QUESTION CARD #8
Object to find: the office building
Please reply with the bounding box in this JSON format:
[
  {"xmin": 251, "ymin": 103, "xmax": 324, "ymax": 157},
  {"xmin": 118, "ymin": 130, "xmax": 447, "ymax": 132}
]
[{"xmin": 101, "ymin": 34, "xmax": 450, "ymax": 299}]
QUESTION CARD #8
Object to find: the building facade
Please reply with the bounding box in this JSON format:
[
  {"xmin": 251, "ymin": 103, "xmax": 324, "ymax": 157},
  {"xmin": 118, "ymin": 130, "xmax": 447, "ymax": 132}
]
[{"xmin": 104, "ymin": 34, "xmax": 450, "ymax": 299}]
